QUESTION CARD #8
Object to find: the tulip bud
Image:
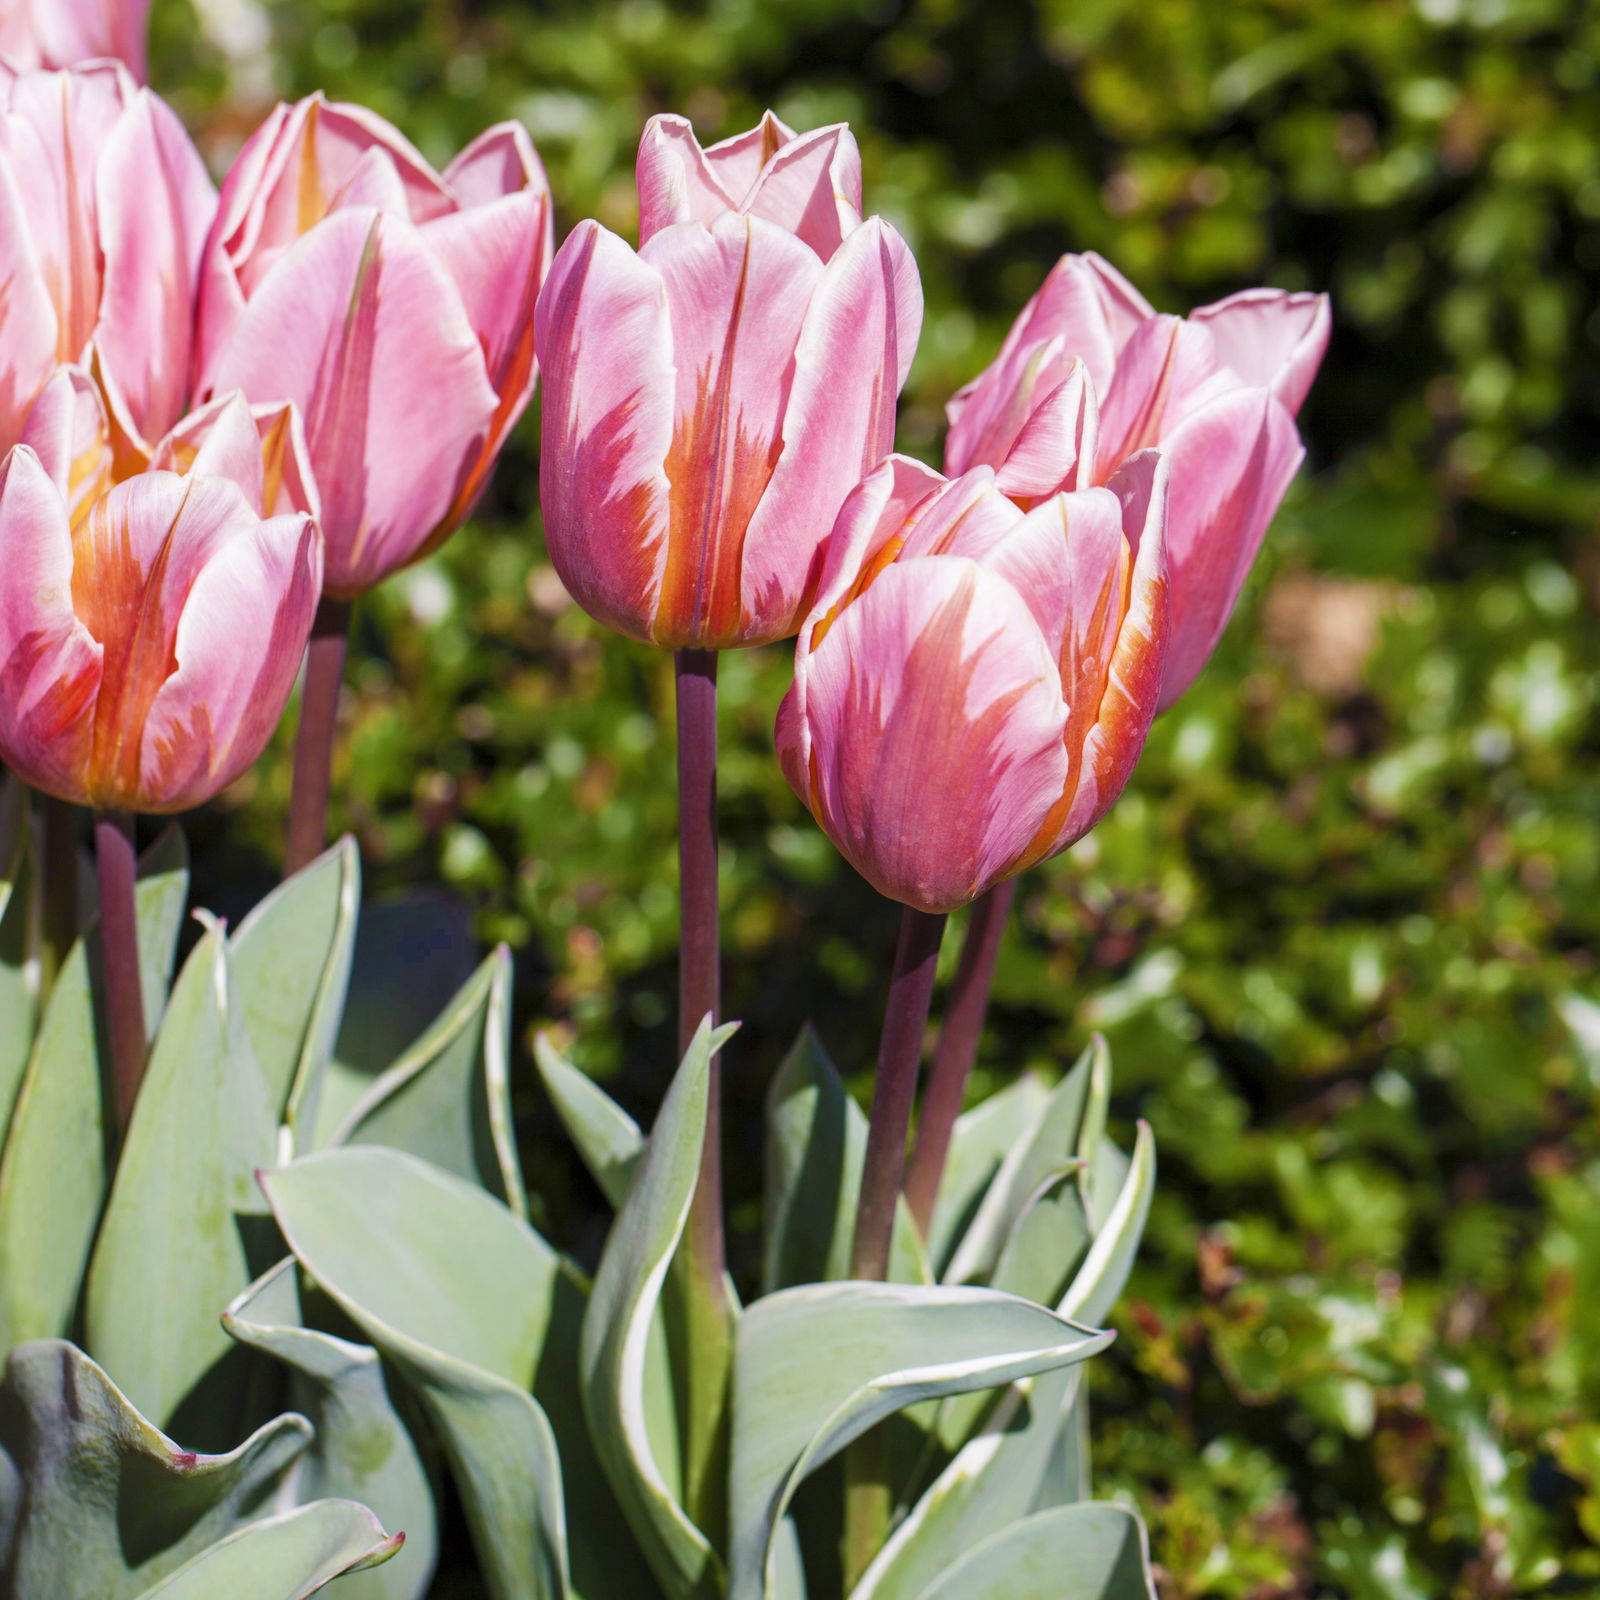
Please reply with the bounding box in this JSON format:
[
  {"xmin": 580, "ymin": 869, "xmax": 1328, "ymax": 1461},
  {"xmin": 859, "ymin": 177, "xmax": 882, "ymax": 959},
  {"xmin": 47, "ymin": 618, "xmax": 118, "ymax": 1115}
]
[
  {"xmin": 946, "ymin": 252, "xmax": 1329, "ymax": 708},
  {"xmin": 196, "ymin": 94, "xmax": 554, "ymax": 598},
  {"xmin": 537, "ymin": 114, "xmax": 922, "ymax": 651},
  {"xmin": 0, "ymin": 63, "xmax": 216, "ymax": 462},
  {"xmin": 0, "ymin": 0, "xmax": 151, "ymax": 81},
  {"xmin": 777, "ymin": 452, "xmax": 1169, "ymax": 913},
  {"xmin": 0, "ymin": 370, "xmax": 322, "ymax": 814}
]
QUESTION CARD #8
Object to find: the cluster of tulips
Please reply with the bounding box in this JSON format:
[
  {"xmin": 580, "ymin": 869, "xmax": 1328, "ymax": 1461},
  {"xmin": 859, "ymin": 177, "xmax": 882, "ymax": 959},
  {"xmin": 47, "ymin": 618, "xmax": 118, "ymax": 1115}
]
[{"xmin": 0, "ymin": 7, "xmax": 1336, "ymax": 1596}]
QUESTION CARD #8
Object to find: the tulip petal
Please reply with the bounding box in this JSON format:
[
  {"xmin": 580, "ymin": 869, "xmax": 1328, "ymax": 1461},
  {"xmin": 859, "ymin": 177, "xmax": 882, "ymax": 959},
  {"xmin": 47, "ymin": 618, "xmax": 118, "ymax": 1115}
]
[
  {"xmin": 445, "ymin": 121, "xmax": 548, "ymax": 206},
  {"xmin": 636, "ymin": 114, "xmax": 742, "ymax": 240},
  {"xmin": 740, "ymin": 123, "xmax": 863, "ymax": 260},
  {"xmin": 325, "ymin": 145, "xmax": 414, "ymax": 217},
  {"xmin": 151, "ymin": 391, "xmax": 265, "ymax": 508},
  {"xmin": 704, "ymin": 111, "xmax": 799, "ymax": 203},
  {"xmin": 945, "ymin": 341, "xmax": 1098, "ymax": 499},
  {"xmin": 1093, "ymin": 314, "xmax": 1232, "ymax": 472},
  {"xmin": 0, "ymin": 0, "xmax": 152, "ymax": 79},
  {"xmin": 18, "ymin": 365, "xmax": 112, "ymax": 524},
  {"xmin": 0, "ymin": 444, "xmax": 101, "ymax": 799},
  {"xmin": 94, "ymin": 87, "xmax": 218, "ymax": 449},
  {"xmin": 1029, "ymin": 451, "xmax": 1169, "ymax": 860},
  {"xmin": 141, "ymin": 510, "xmax": 321, "ymax": 811},
  {"xmin": 739, "ymin": 217, "xmax": 922, "ymax": 642},
  {"xmin": 641, "ymin": 213, "xmax": 822, "ymax": 645},
  {"xmin": 0, "ymin": 165, "xmax": 59, "ymax": 450},
  {"xmin": 1155, "ymin": 390, "xmax": 1302, "ymax": 708},
  {"xmin": 794, "ymin": 556, "xmax": 1069, "ymax": 913},
  {"xmin": 1192, "ymin": 288, "xmax": 1331, "ymax": 418},
  {"xmin": 201, "ymin": 206, "xmax": 499, "ymax": 595},
  {"xmin": 535, "ymin": 219, "xmax": 676, "ymax": 643}
]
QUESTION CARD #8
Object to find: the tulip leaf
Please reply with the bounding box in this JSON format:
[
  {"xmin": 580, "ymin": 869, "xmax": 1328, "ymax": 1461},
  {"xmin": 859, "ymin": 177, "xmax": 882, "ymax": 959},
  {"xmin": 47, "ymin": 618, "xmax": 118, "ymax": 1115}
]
[
  {"xmin": 852, "ymin": 1368, "xmax": 1088, "ymax": 1600},
  {"xmin": 912, "ymin": 1503, "xmax": 1157, "ymax": 1600},
  {"xmin": 937, "ymin": 1122, "xmax": 1155, "ymax": 1455},
  {"xmin": 727, "ymin": 1282, "xmax": 1114, "ymax": 1600},
  {"xmin": 0, "ymin": 781, "xmax": 36, "ymax": 1137},
  {"xmin": 0, "ymin": 1339, "xmax": 310, "ymax": 1598},
  {"xmin": 0, "ymin": 829, "xmax": 188, "ymax": 1348},
  {"xmin": 925, "ymin": 1074, "xmax": 1051, "ymax": 1279},
  {"xmin": 223, "ymin": 1259, "xmax": 438, "ymax": 1600},
  {"xmin": 84, "ymin": 915, "xmax": 279, "ymax": 1438},
  {"xmin": 132, "ymin": 1500, "xmax": 404, "ymax": 1599},
  {"xmin": 230, "ymin": 836, "xmax": 360, "ymax": 1157},
  {"xmin": 533, "ymin": 1031, "xmax": 642, "ymax": 1208},
  {"xmin": 328, "ymin": 947, "xmax": 525, "ymax": 1216},
  {"xmin": 763, "ymin": 1026, "xmax": 929, "ymax": 1293},
  {"xmin": 579, "ymin": 1017, "xmax": 737, "ymax": 1600},
  {"xmin": 942, "ymin": 1040, "xmax": 1099, "ymax": 1287},
  {"xmin": 262, "ymin": 1145, "xmax": 650, "ymax": 1600},
  {"xmin": 312, "ymin": 893, "xmax": 480, "ymax": 1145}
]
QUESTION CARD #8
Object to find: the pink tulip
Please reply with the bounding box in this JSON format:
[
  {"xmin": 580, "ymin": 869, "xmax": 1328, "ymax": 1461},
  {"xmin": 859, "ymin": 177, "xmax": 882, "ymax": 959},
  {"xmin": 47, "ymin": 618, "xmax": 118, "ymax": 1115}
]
[
  {"xmin": 0, "ymin": 369, "xmax": 321, "ymax": 813},
  {"xmin": 0, "ymin": 62, "xmax": 216, "ymax": 464},
  {"xmin": 0, "ymin": 0, "xmax": 151, "ymax": 81},
  {"xmin": 537, "ymin": 116, "xmax": 922, "ymax": 650},
  {"xmin": 945, "ymin": 252, "xmax": 1329, "ymax": 707},
  {"xmin": 196, "ymin": 94, "xmax": 553, "ymax": 598},
  {"xmin": 636, "ymin": 110, "xmax": 862, "ymax": 260},
  {"xmin": 776, "ymin": 451, "xmax": 1169, "ymax": 913}
]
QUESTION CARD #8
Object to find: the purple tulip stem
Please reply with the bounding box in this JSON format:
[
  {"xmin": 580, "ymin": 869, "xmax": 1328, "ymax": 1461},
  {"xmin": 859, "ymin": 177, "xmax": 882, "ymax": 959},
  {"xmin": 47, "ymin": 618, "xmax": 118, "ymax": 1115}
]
[
  {"xmin": 673, "ymin": 646, "xmax": 731, "ymax": 1537},
  {"xmin": 851, "ymin": 905, "xmax": 947, "ymax": 1280},
  {"xmin": 903, "ymin": 877, "xmax": 1017, "ymax": 1235},
  {"xmin": 39, "ymin": 793, "xmax": 79, "ymax": 1001},
  {"xmin": 844, "ymin": 903, "xmax": 945, "ymax": 1585},
  {"xmin": 283, "ymin": 597, "xmax": 352, "ymax": 878},
  {"xmin": 94, "ymin": 810, "xmax": 145, "ymax": 1137}
]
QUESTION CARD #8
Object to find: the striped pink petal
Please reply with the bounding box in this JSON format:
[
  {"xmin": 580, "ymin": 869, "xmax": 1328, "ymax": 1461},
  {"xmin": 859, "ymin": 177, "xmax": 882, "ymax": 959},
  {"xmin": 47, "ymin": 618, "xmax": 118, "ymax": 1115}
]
[{"xmin": 1192, "ymin": 287, "xmax": 1331, "ymax": 417}]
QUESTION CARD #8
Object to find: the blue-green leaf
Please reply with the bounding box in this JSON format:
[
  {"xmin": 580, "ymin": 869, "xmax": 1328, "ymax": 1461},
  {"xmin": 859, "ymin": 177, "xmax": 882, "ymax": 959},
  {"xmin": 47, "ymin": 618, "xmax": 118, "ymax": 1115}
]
[
  {"xmin": 533, "ymin": 1031, "xmax": 641, "ymax": 1209},
  {"xmin": 0, "ymin": 829, "xmax": 188, "ymax": 1348},
  {"xmin": 913, "ymin": 1503, "xmax": 1156, "ymax": 1599},
  {"xmin": 0, "ymin": 1339, "xmax": 309, "ymax": 1598},
  {"xmin": 728, "ymin": 1282, "xmax": 1113, "ymax": 1600},
  {"xmin": 223, "ymin": 1259, "xmax": 438, "ymax": 1600}
]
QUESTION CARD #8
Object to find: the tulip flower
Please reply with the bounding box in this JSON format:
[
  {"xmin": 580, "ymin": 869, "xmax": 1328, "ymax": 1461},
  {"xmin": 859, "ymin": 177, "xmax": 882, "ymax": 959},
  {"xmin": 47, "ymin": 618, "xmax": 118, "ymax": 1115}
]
[
  {"xmin": 0, "ymin": 0, "xmax": 151, "ymax": 80},
  {"xmin": 777, "ymin": 449, "xmax": 1169, "ymax": 915},
  {"xmin": 536, "ymin": 117, "xmax": 922, "ymax": 651},
  {"xmin": 196, "ymin": 94, "xmax": 553, "ymax": 599},
  {"xmin": 636, "ymin": 109, "xmax": 862, "ymax": 259},
  {"xmin": 0, "ymin": 369, "xmax": 322, "ymax": 815},
  {"xmin": 945, "ymin": 251, "xmax": 1329, "ymax": 708},
  {"xmin": 0, "ymin": 62, "xmax": 216, "ymax": 463}
]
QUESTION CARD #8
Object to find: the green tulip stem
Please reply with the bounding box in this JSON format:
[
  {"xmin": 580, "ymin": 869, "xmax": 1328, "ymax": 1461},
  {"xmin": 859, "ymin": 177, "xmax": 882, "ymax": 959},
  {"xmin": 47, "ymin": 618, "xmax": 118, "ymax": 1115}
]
[
  {"xmin": 94, "ymin": 809, "xmax": 145, "ymax": 1137},
  {"xmin": 904, "ymin": 877, "xmax": 1017, "ymax": 1235},
  {"xmin": 672, "ymin": 645, "xmax": 731, "ymax": 1541},
  {"xmin": 39, "ymin": 792, "xmax": 79, "ymax": 1004},
  {"xmin": 283, "ymin": 597, "xmax": 352, "ymax": 878}
]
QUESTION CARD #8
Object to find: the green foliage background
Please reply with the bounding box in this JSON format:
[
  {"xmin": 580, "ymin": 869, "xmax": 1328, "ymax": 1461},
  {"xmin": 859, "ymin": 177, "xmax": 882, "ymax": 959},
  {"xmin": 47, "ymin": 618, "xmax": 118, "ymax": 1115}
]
[{"xmin": 151, "ymin": 0, "xmax": 1600, "ymax": 1590}]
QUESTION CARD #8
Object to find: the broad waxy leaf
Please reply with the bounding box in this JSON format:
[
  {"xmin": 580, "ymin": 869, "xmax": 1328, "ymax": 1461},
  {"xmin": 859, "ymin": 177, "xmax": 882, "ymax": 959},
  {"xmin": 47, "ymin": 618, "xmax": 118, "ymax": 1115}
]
[
  {"xmin": 937, "ymin": 1122, "xmax": 1156, "ymax": 1456},
  {"xmin": 728, "ymin": 1282, "xmax": 1113, "ymax": 1600},
  {"xmin": 762, "ymin": 1027, "xmax": 929, "ymax": 1294},
  {"xmin": 133, "ymin": 1500, "xmax": 403, "ymax": 1599},
  {"xmin": 85, "ymin": 916, "xmax": 278, "ymax": 1438},
  {"xmin": 579, "ymin": 1018, "xmax": 736, "ymax": 1600},
  {"xmin": 0, "ymin": 781, "xmax": 36, "ymax": 1136},
  {"xmin": 263, "ymin": 1145, "xmax": 650, "ymax": 1600},
  {"xmin": 0, "ymin": 1339, "xmax": 309, "ymax": 1598},
  {"xmin": 943, "ymin": 1041, "xmax": 1099, "ymax": 1287},
  {"xmin": 329, "ymin": 948, "xmax": 526, "ymax": 1217},
  {"xmin": 913, "ymin": 1503, "xmax": 1157, "ymax": 1600},
  {"xmin": 533, "ymin": 1031, "xmax": 642, "ymax": 1208},
  {"xmin": 925, "ymin": 1075, "xmax": 1051, "ymax": 1280},
  {"xmin": 230, "ymin": 837, "xmax": 360, "ymax": 1158},
  {"xmin": 224, "ymin": 1259, "xmax": 438, "ymax": 1600},
  {"xmin": 312, "ymin": 894, "xmax": 480, "ymax": 1145},
  {"xmin": 0, "ymin": 830, "xmax": 188, "ymax": 1348}
]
